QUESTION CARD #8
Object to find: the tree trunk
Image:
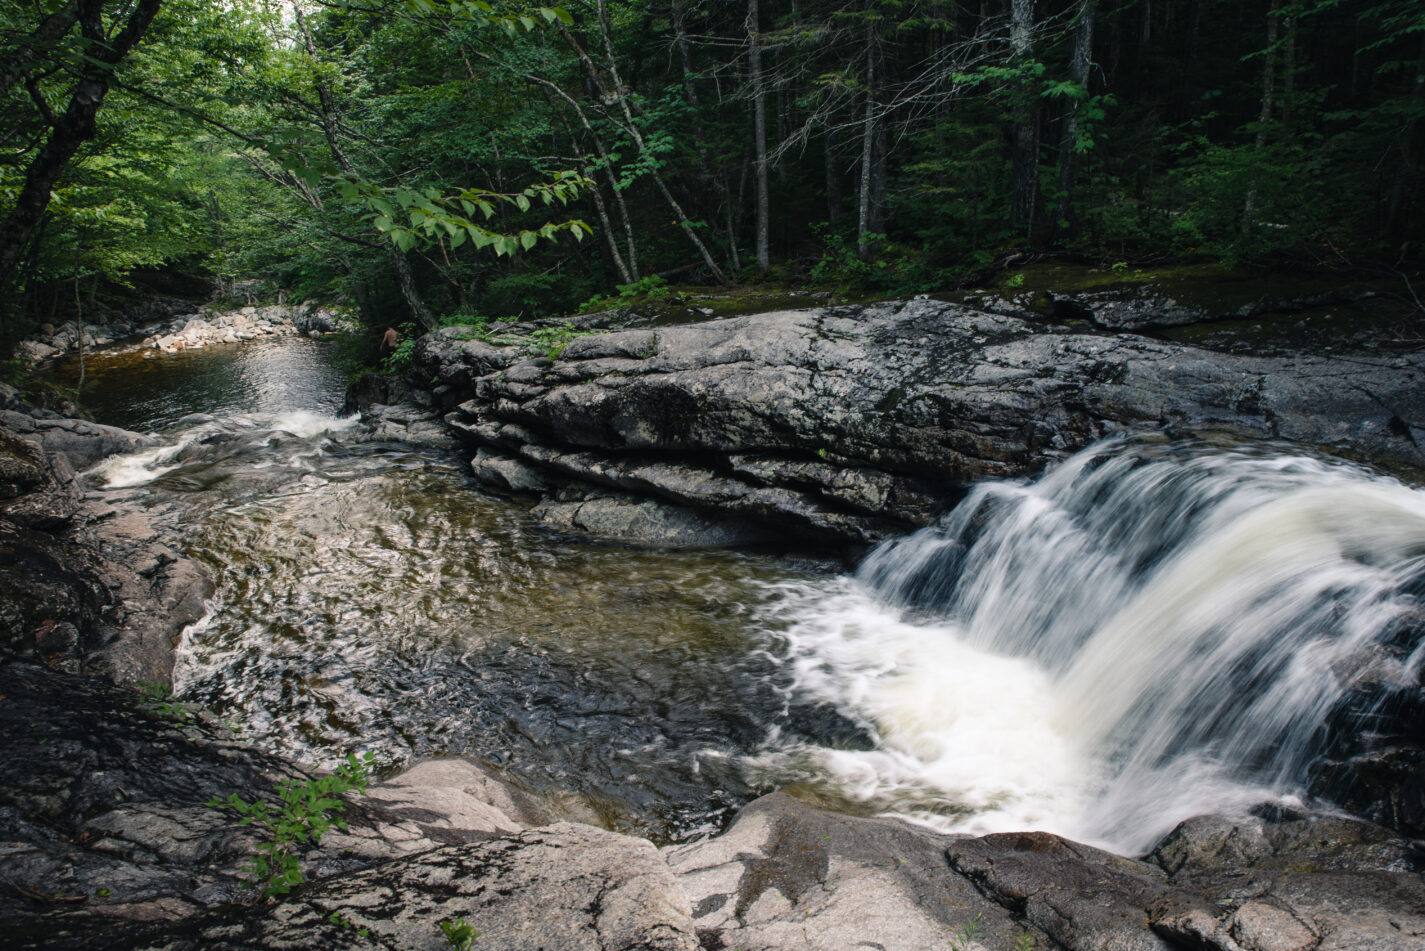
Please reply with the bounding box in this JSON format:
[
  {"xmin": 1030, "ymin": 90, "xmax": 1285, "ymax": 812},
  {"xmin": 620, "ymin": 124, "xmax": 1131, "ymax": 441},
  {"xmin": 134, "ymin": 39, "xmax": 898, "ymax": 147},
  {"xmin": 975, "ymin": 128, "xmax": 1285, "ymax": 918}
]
[
  {"xmin": 825, "ymin": 124, "xmax": 843, "ymax": 224},
  {"xmin": 1052, "ymin": 0, "xmax": 1096, "ymax": 245},
  {"xmin": 1009, "ymin": 0, "xmax": 1039, "ymax": 236},
  {"xmin": 0, "ymin": 0, "xmax": 82, "ymax": 98},
  {"xmin": 868, "ymin": 106, "xmax": 887, "ymax": 238},
  {"xmin": 856, "ymin": 13, "xmax": 880, "ymax": 259},
  {"xmin": 524, "ymin": 69, "xmax": 641, "ymax": 282},
  {"xmin": 749, "ymin": 0, "xmax": 770, "ymax": 275},
  {"xmin": 670, "ymin": 0, "xmax": 700, "ymax": 108},
  {"xmin": 0, "ymin": 0, "xmax": 163, "ymax": 295},
  {"xmin": 1242, "ymin": 0, "xmax": 1280, "ymax": 238},
  {"xmin": 586, "ymin": 173, "xmax": 634, "ymax": 285},
  {"xmin": 565, "ymin": 11, "xmax": 728, "ymax": 283},
  {"xmin": 294, "ymin": 3, "xmax": 436, "ymax": 330}
]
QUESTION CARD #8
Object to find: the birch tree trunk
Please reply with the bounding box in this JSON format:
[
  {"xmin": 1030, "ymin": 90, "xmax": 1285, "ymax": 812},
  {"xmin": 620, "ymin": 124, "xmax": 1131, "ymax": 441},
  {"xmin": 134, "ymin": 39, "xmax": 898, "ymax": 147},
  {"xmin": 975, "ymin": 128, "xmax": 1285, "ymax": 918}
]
[{"xmin": 856, "ymin": 12, "xmax": 880, "ymax": 259}]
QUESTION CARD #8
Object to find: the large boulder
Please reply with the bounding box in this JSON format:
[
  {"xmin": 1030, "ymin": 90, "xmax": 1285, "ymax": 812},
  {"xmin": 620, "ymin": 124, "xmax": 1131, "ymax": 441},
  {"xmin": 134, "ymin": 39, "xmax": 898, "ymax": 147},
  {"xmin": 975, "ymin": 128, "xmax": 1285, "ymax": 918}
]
[
  {"xmin": 0, "ymin": 409, "xmax": 156, "ymax": 470},
  {"xmin": 0, "ymin": 407, "xmax": 207, "ymax": 682},
  {"xmin": 665, "ymin": 791, "xmax": 1046, "ymax": 951},
  {"xmin": 418, "ymin": 300, "xmax": 1425, "ymax": 547}
]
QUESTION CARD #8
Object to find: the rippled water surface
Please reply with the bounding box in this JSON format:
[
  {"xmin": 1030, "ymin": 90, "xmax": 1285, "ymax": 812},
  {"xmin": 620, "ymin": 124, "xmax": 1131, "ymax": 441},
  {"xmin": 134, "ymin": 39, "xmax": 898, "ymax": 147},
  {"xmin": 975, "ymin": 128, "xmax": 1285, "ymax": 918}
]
[
  {"xmin": 68, "ymin": 334, "xmax": 1425, "ymax": 852},
  {"xmin": 63, "ymin": 339, "xmax": 841, "ymax": 839}
]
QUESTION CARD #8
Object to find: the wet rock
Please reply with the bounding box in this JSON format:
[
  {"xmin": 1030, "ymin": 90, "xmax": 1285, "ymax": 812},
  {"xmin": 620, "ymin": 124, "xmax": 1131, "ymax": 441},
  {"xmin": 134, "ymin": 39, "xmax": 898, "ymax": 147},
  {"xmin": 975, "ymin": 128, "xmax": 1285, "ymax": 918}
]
[
  {"xmin": 138, "ymin": 824, "xmax": 702, "ymax": 951},
  {"xmin": 1148, "ymin": 812, "xmax": 1425, "ymax": 951},
  {"xmin": 1049, "ymin": 285, "xmax": 1377, "ymax": 332},
  {"xmin": 0, "ymin": 410, "xmax": 155, "ymax": 470},
  {"xmin": 413, "ymin": 330, "xmax": 521, "ymax": 412},
  {"xmin": 0, "ymin": 663, "xmax": 555, "ymax": 950},
  {"xmin": 361, "ymin": 758, "xmax": 545, "ymax": 843},
  {"xmin": 0, "ymin": 434, "xmax": 78, "ymax": 530},
  {"xmin": 471, "ymin": 447, "xmax": 550, "ymax": 492},
  {"xmin": 1050, "ymin": 285, "xmax": 1212, "ymax": 330},
  {"xmin": 665, "ymin": 791, "xmax": 1045, "ymax": 951},
  {"xmin": 937, "ymin": 810, "xmax": 1425, "ymax": 951},
  {"xmin": 420, "ymin": 299, "xmax": 1425, "ymax": 548},
  {"xmin": 0, "ymin": 426, "xmax": 49, "ymax": 498},
  {"xmin": 340, "ymin": 371, "xmax": 409, "ymax": 417},
  {"xmin": 358, "ymin": 398, "xmax": 459, "ymax": 450},
  {"xmin": 532, "ymin": 492, "xmax": 773, "ymax": 548},
  {"xmin": 0, "ymin": 408, "xmax": 209, "ymax": 682},
  {"xmin": 16, "ymin": 339, "xmax": 61, "ymax": 361},
  {"xmin": 0, "ymin": 661, "xmax": 303, "ymax": 949}
]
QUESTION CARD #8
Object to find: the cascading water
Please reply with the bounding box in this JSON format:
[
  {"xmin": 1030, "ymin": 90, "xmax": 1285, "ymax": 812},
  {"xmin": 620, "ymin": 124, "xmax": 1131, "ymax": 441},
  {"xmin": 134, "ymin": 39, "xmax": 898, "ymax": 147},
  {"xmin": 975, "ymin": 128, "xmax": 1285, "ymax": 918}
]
[
  {"xmin": 751, "ymin": 436, "xmax": 1425, "ymax": 854},
  {"xmin": 65, "ymin": 338, "xmax": 1425, "ymax": 853}
]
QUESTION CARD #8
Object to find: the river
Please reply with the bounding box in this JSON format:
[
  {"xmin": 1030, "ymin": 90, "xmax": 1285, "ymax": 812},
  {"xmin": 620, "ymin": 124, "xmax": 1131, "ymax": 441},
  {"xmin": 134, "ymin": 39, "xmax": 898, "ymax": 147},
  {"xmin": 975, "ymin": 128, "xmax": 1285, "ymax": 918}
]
[{"xmin": 47, "ymin": 335, "xmax": 1425, "ymax": 854}]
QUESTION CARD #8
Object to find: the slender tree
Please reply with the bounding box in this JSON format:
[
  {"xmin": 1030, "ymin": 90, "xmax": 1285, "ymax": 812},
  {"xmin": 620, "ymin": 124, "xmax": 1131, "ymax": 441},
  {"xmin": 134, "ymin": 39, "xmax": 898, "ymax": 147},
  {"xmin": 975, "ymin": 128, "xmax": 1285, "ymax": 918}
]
[{"xmin": 0, "ymin": 0, "xmax": 164, "ymax": 297}]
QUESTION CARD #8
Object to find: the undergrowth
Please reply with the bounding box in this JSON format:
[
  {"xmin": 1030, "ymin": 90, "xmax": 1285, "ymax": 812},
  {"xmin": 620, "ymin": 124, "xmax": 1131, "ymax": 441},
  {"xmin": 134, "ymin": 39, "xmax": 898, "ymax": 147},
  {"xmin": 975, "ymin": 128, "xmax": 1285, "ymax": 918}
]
[{"xmin": 208, "ymin": 751, "xmax": 375, "ymax": 898}]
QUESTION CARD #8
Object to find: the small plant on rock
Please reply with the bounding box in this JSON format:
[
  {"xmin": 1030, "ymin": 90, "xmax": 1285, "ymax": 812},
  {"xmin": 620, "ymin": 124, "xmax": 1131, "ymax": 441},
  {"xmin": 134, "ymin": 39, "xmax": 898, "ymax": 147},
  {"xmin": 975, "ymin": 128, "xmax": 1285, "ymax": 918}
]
[
  {"xmin": 208, "ymin": 751, "xmax": 375, "ymax": 899},
  {"xmin": 136, "ymin": 680, "xmax": 193, "ymax": 723},
  {"xmin": 529, "ymin": 322, "xmax": 593, "ymax": 359},
  {"xmin": 949, "ymin": 913, "xmax": 983, "ymax": 951},
  {"xmin": 440, "ymin": 917, "xmax": 481, "ymax": 950}
]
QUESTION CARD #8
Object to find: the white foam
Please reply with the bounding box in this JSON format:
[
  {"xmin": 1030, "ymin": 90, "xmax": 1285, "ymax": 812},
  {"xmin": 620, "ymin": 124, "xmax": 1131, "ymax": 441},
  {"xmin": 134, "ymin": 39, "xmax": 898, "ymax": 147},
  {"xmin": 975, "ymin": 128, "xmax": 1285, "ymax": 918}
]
[
  {"xmin": 757, "ymin": 440, "xmax": 1425, "ymax": 854},
  {"xmin": 88, "ymin": 411, "xmax": 357, "ymax": 488},
  {"xmin": 89, "ymin": 437, "xmax": 195, "ymax": 487}
]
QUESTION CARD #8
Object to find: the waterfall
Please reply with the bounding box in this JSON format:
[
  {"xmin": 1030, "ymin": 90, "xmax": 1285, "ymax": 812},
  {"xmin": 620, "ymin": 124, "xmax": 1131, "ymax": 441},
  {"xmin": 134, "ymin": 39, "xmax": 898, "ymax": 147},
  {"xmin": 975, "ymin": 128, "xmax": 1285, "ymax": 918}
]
[{"xmin": 757, "ymin": 436, "xmax": 1425, "ymax": 853}]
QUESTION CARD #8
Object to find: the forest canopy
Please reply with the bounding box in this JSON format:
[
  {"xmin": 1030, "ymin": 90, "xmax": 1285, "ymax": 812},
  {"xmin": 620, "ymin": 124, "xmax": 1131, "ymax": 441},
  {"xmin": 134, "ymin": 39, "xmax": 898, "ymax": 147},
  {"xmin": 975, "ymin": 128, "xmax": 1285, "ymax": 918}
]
[{"xmin": 1, "ymin": 0, "xmax": 1422, "ymax": 341}]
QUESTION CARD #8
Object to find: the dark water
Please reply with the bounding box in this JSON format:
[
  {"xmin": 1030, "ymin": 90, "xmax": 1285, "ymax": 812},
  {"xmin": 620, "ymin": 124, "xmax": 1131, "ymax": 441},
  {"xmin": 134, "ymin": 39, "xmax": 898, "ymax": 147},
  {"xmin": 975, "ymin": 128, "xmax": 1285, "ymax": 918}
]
[
  {"xmin": 43, "ymin": 337, "xmax": 348, "ymax": 432},
  {"xmin": 66, "ymin": 338, "xmax": 843, "ymax": 841}
]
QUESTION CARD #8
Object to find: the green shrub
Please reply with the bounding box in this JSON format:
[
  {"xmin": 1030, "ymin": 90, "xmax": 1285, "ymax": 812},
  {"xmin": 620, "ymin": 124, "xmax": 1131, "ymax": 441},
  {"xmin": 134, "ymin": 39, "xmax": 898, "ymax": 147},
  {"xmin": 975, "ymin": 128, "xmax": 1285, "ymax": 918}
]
[
  {"xmin": 440, "ymin": 918, "xmax": 481, "ymax": 950},
  {"xmin": 529, "ymin": 322, "xmax": 596, "ymax": 359},
  {"xmin": 208, "ymin": 752, "xmax": 375, "ymax": 898},
  {"xmin": 382, "ymin": 338, "xmax": 415, "ymax": 375},
  {"xmin": 136, "ymin": 680, "xmax": 193, "ymax": 723}
]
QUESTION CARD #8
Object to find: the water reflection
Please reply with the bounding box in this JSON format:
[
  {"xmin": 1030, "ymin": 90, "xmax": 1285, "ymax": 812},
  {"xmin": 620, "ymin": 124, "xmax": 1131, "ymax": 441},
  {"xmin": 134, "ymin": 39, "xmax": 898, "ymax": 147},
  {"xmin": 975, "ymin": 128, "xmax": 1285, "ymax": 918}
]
[{"xmin": 43, "ymin": 337, "xmax": 347, "ymax": 432}]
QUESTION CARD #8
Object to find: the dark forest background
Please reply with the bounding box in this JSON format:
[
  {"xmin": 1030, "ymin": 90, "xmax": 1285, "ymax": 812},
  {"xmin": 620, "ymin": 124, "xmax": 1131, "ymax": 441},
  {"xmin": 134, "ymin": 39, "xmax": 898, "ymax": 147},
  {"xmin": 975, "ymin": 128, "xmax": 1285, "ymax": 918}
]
[{"xmin": 2, "ymin": 0, "xmax": 1421, "ymax": 342}]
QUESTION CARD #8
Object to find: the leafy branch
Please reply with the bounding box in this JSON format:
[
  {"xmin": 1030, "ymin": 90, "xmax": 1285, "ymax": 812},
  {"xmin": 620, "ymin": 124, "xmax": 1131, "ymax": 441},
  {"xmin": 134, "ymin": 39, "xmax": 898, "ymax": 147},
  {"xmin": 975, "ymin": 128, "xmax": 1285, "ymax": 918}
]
[{"xmin": 208, "ymin": 751, "xmax": 376, "ymax": 899}]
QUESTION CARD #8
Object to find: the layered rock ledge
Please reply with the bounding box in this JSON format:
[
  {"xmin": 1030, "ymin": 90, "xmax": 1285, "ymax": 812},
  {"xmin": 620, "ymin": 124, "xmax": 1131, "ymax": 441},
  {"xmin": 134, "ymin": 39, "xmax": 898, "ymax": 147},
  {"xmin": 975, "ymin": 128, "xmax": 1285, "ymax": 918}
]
[{"xmin": 413, "ymin": 299, "xmax": 1425, "ymax": 547}]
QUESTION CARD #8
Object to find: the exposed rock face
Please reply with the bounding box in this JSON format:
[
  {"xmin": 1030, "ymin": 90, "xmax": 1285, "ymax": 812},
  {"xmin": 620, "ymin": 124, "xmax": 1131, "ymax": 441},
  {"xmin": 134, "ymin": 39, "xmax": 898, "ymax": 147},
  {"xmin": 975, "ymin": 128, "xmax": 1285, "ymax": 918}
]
[
  {"xmin": 14, "ymin": 301, "xmax": 353, "ymax": 364},
  {"xmin": 0, "ymin": 399, "xmax": 209, "ymax": 683},
  {"xmin": 948, "ymin": 810, "xmax": 1425, "ymax": 951},
  {"xmin": 0, "ymin": 661, "xmax": 554, "ymax": 950},
  {"xmin": 0, "ymin": 407, "xmax": 155, "ymax": 471},
  {"xmin": 5, "ymin": 655, "xmax": 1424, "ymax": 951},
  {"xmin": 665, "ymin": 791, "xmax": 1044, "ymax": 951},
  {"xmin": 413, "ymin": 300, "xmax": 1425, "ymax": 547},
  {"xmin": 139, "ymin": 825, "xmax": 704, "ymax": 951}
]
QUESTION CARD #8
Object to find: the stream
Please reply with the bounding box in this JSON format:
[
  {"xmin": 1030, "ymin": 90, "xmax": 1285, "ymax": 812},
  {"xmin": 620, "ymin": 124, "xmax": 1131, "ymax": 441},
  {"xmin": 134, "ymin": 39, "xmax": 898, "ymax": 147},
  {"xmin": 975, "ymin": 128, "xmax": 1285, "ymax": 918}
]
[{"xmin": 49, "ymin": 335, "xmax": 1425, "ymax": 854}]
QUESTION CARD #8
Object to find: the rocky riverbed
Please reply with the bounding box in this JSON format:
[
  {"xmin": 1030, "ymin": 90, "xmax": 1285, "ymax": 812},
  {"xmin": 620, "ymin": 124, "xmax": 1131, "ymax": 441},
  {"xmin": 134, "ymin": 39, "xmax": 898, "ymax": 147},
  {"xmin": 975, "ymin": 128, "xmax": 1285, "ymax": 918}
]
[
  {"xmin": 3, "ymin": 651, "xmax": 1422, "ymax": 951},
  {"xmin": 5, "ymin": 292, "xmax": 1425, "ymax": 949},
  {"xmin": 15, "ymin": 301, "xmax": 351, "ymax": 364}
]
